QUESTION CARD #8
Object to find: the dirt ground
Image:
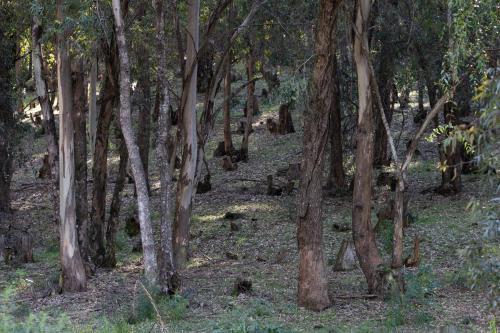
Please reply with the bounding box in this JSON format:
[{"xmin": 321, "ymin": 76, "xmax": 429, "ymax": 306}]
[{"xmin": 0, "ymin": 85, "xmax": 497, "ymax": 332}]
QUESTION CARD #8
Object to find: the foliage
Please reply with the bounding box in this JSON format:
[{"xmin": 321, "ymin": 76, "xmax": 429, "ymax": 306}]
[
  {"xmin": 457, "ymin": 70, "xmax": 500, "ymax": 310},
  {"xmin": 128, "ymin": 282, "xmax": 188, "ymax": 324},
  {"xmin": 0, "ymin": 287, "xmax": 72, "ymax": 333},
  {"xmin": 385, "ymin": 265, "xmax": 438, "ymax": 329}
]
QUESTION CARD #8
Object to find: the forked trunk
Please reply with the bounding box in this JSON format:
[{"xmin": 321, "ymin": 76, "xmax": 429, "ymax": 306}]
[
  {"xmin": 352, "ymin": 0, "xmax": 383, "ymax": 294},
  {"xmin": 112, "ymin": 0, "xmax": 158, "ymax": 284},
  {"xmin": 296, "ymin": 0, "xmax": 343, "ymax": 311},
  {"xmin": 173, "ymin": 0, "xmax": 200, "ymax": 269},
  {"xmin": 56, "ymin": 0, "xmax": 86, "ymax": 291}
]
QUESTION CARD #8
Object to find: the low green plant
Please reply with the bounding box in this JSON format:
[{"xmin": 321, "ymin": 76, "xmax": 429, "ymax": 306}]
[
  {"xmin": 0, "ymin": 287, "xmax": 72, "ymax": 333},
  {"xmin": 385, "ymin": 265, "xmax": 438, "ymax": 329},
  {"xmin": 128, "ymin": 282, "xmax": 188, "ymax": 324}
]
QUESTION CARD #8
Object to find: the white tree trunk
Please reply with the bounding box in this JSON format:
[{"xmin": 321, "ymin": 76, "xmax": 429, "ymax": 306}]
[
  {"xmin": 173, "ymin": 0, "xmax": 199, "ymax": 268},
  {"xmin": 56, "ymin": 0, "xmax": 86, "ymax": 292},
  {"xmin": 112, "ymin": 0, "xmax": 158, "ymax": 284}
]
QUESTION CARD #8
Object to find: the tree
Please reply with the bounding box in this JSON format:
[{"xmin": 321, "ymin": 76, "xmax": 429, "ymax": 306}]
[
  {"xmin": 56, "ymin": 0, "xmax": 86, "ymax": 292},
  {"xmin": 326, "ymin": 56, "xmax": 346, "ymax": 190},
  {"xmin": 296, "ymin": 0, "xmax": 343, "ymax": 311},
  {"xmin": 72, "ymin": 58, "xmax": 91, "ymax": 266},
  {"xmin": 32, "ymin": 15, "xmax": 59, "ymax": 179},
  {"xmin": 154, "ymin": 0, "xmax": 175, "ymax": 292},
  {"xmin": 0, "ymin": 10, "xmax": 16, "ymax": 214},
  {"xmin": 112, "ymin": 0, "xmax": 158, "ymax": 284},
  {"xmin": 351, "ymin": 0, "xmax": 383, "ymax": 294},
  {"xmin": 173, "ymin": 0, "xmax": 200, "ymax": 269},
  {"xmin": 239, "ymin": 35, "xmax": 257, "ymax": 162},
  {"xmin": 222, "ymin": 4, "xmax": 235, "ymax": 156}
]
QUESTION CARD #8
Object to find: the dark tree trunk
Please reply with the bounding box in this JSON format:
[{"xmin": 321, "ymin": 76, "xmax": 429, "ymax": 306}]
[
  {"xmin": 296, "ymin": 0, "xmax": 343, "ymax": 311},
  {"xmin": 0, "ymin": 22, "xmax": 16, "ymax": 214},
  {"xmin": 437, "ymin": 103, "xmax": 462, "ymax": 194},
  {"xmin": 32, "ymin": 17, "xmax": 59, "ymax": 179},
  {"xmin": 326, "ymin": 56, "xmax": 345, "ymax": 189},
  {"xmin": 240, "ymin": 39, "xmax": 256, "ymax": 162},
  {"xmin": 352, "ymin": 0, "xmax": 384, "ymax": 294},
  {"xmin": 103, "ymin": 125, "xmax": 128, "ymax": 268},
  {"xmin": 135, "ymin": 50, "xmax": 152, "ymax": 190},
  {"xmin": 373, "ymin": 44, "xmax": 394, "ymax": 168},
  {"xmin": 223, "ymin": 33, "xmax": 233, "ymax": 155},
  {"xmin": 90, "ymin": 39, "xmax": 119, "ymax": 266},
  {"xmin": 72, "ymin": 59, "xmax": 91, "ymax": 266}
]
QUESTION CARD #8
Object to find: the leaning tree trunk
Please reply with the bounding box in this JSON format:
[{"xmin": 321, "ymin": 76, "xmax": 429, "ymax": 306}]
[
  {"xmin": 32, "ymin": 16, "xmax": 59, "ymax": 179},
  {"xmin": 56, "ymin": 0, "xmax": 86, "ymax": 292},
  {"xmin": 240, "ymin": 39, "xmax": 256, "ymax": 162},
  {"xmin": 296, "ymin": 0, "xmax": 342, "ymax": 311},
  {"xmin": 326, "ymin": 56, "xmax": 345, "ymax": 189},
  {"xmin": 154, "ymin": 0, "xmax": 175, "ymax": 293},
  {"xmin": 173, "ymin": 0, "xmax": 200, "ymax": 269},
  {"xmin": 72, "ymin": 59, "xmax": 91, "ymax": 266},
  {"xmin": 0, "ymin": 22, "xmax": 16, "ymax": 214},
  {"xmin": 352, "ymin": 0, "xmax": 383, "ymax": 294},
  {"xmin": 112, "ymin": 0, "xmax": 158, "ymax": 284}
]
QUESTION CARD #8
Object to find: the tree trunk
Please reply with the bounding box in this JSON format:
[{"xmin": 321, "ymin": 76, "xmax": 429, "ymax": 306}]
[
  {"xmin": 373, "ymin": 44, "xmax": 394, "ymax": 168},
  {"xmin": 223, "ymin": 5, "xmax": 234, "ymax": 155},
  {"xmin": 112, "ymin": 0, "xmax": 158, "ymax": 284},
  {"xmin": 0, "ymin": 22, "xmax": 16, "ymax": 214},
  {"xmin": 71, "ymin": 59, "xmax": 91, "ymax": 266},
  {"xmin": 240, "ymin": 39, "xmax": 256, "ymax": 162},
  {"xmin": 90, "ymin": 41, "xmax": 118, "ymax": 266},
  {"xmin": 155, "ymin": 0, "xmax": 175, "ymax": 293},
  {"xmin": 88, "ymin": 51, "xmax": 98, "ymax": 161},
  {"xmin": 296, "ymin": 0, "xmax": 343, "ymax": 311},
  {"xmin": 173, "ymin": 0, "xmax": 199, "ymax": 269},
  {"xmin": 103, "ymin": 124, "xmax": 128, "ymax": 268},
  {"xmin": 32, "ymin": 16, "xmax": 59, "ymax": 179},
  {"xmin": 56, "ymin": 0, "xmax": 87, "ymax": 292},
  {"xmin": 352, "ymin": 0, "xmax": 383, "ymax": 294},
  {"xmin": 135, "ymin": 50, "xmax": 152, "ymax": 190},
  {"xmin": 326, "ymin": 56, "xmax": 345, "ymax": 189}
]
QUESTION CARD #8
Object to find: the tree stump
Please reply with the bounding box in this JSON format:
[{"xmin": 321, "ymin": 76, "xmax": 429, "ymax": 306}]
[
  {"xmin": 38, "ymin": 154, "xmax": 52, "ymax": 179},
  {"xmin": 333, "ymin": 239, "xmax": 358, "ymax": 271},
  {"xmin": 221, "ymin": 156, "xmax": 237, "ymax": 171},
  {"xmin": 278, "ymin": 104, "xmax": 295, "ymax": 134},
  {"xmin": 196, "ymin": 174, "xmax": 212, "ymax": 194},
  {"xmin": 266, "ymin": 175, "xmax": 282, "ymax": 196},
  {"xmin": 404, "ymin": 236, "xmax": 421, "ymax": 267},
  {"xmin": 266, "ymin": 118, "xmax": 278, "ymax": 135},
  {"xmin": 0, "ymin": 231, "xmax": 34, "ymax": 264},
  {"xmin": 213, "ymin": 141, "xmax": 226, "ymax": 157}
]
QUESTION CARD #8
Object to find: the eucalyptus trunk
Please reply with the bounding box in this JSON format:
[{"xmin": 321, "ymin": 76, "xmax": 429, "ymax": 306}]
[
  {"xmin": 56, "ymin": 0, "xmax": 86, "ymax": 292},
  {"xmin": 173, "ymin": 0, "xmax": 199, "ymax": 269},
  {"xmin": 352, "ymin": 0, "xmax": 383, "ymax": 294}
]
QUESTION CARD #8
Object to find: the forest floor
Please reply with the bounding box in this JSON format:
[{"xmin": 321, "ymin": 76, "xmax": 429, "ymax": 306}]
[{"xmin": 0, "ymin": 77, "xmax": 498, "ymax": 332}]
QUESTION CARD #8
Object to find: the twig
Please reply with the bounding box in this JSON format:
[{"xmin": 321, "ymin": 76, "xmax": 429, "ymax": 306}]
[{"xmin": 138, "ymin": 281, "xmax": 167, "ymax": 333}]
